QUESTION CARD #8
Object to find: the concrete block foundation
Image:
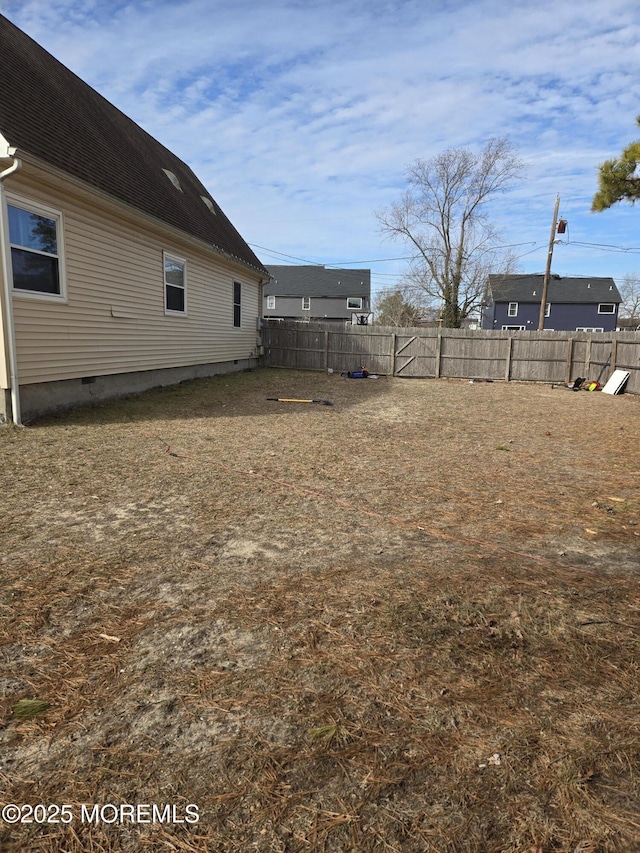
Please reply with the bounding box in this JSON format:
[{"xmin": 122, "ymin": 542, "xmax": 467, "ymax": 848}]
[{"xmin": 0, "ymin": 358, "xmax": 258, "ymax": 423}]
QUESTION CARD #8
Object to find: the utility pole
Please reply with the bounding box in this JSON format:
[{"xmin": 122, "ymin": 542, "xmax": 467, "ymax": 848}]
[{"xmin": 538, "ymin": 194, "xmax": 560, "ymax": 331}]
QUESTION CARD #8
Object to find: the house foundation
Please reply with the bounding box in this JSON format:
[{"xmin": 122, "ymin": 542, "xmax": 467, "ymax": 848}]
[{"xmin": 0, "ymin": 358, "xmax": 258, "ymax": 423}]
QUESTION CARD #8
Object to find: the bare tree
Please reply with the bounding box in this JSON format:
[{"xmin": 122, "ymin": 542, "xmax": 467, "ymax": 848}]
[
  {"xmin": 374, "ymin": 285, "xmax": 425, "ymax": 327},
  {"xmin": 377, "ymin": 139, "xmax": 524, "ymax": 327},
  {"xmin": 619, "ymin": 273, "xmax": 640, "ymax": 324}
]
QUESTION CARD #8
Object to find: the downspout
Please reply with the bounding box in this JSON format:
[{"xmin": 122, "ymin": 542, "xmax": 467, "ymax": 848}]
[{"xmin": 0, "ymin": 150, "xmax": 22, "ymax": 425}]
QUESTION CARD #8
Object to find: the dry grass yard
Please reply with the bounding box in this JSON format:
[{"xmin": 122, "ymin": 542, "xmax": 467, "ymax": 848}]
[{"xmin": 1, "ymin": 368, "xmax": 639, "ymax": 853}]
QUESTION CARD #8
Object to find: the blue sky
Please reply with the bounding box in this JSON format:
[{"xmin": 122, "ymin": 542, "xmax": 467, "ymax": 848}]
[{"xmin": 2, "ymin": 0, "xmax": 640, "ymax": 296}]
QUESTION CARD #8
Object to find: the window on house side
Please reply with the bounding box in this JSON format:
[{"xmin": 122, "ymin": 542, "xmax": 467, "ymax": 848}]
[
  {"xmin": 233, "ymin": 281, "xmax": 241, "ymax": 327},
  {"xmin": 302, "ymin": 297, "xmax": 310, "ymax": 311},
  {"xmin": 507, "ymin": 302, "xmax": 518, "ymax": 317},
  {"xmin": 8, "ymin": 199, "xmax": 64, "ymax": 298},
  {"xmin": 598, "ymin": 303, "xmax": 615, "ymax": 314},
  {"xmin": 347, "ymin": 297, "xmax": 362, "ymax": 310},
  {"xmin": 266, "ymin": 295, "xmax": 276, "ymax": 310},
  {"xmin": 164, "ymin": 253, "xmax": 186, "ymax": 314},
  {"xmin": 545, "ymin": 303, "xmax": 551, "ymax": 317}
]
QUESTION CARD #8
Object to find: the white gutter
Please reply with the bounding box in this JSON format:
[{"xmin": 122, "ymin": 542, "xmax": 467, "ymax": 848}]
[{"xmin": 0, "ymin": 147, "xmax": 22, "ymax": 425}]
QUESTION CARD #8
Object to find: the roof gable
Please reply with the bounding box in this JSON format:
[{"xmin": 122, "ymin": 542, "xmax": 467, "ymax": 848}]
[
  {"xmin": 487, "ymin": 274, "xmax": 621, "ymax": 304},
  {"xmin": 0, "ymin": 14, "xmax": 266, "ymax": 274},
  {"xmin": 265, "ymin": 265, "xmax": 371, "ymax": 298}
]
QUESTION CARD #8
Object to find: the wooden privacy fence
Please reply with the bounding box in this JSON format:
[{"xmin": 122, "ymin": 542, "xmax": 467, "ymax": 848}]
[{"xmin": 262, "ymin": 321, "xmax": 640, "ymax": 394}]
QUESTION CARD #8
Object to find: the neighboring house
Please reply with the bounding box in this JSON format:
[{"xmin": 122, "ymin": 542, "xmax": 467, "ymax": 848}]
[
  {"xmin": 0, "ymin": 14, "xmax": 268, "ymax": 423},
  {"xmin": 264, "ymin": 265, "xmax": 371, "ymax": 324},
  {"xmin": 617, "ymin": 317, "xmax": 640, "ymax": 332},
  {"xmin": 481, "ymin": 274, "xmax": 621, "ymax": 332}
]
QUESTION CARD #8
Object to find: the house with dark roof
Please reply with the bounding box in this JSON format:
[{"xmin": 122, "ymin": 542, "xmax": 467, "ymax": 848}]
[
  {"xmin": 264, "ymin": 265, "xmax": 371, "ymax": 325},
  {"xmin": 481, "ymin": 275, "xmax": 621, "ymax": 332},
  {"xmin": 0, "ymin": 13, "xmax": 268, "ymax": 423}
]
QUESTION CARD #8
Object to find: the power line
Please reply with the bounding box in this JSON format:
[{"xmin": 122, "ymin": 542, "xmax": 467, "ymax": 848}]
[
  {"xmin": 248, "ymin": 244, "xmax": 324, "ymax": 265},
  {"xmin": 250, "ymin": 240, "xmax": 539, "ymax": 269},
  {"xmin": 249, "ymin": 243, "xmax": 417, "ymax": 269},
  {"xmin": 326, "ymin": 256, "xmax": 414, "ymax": 266},
  {"xmin": 560, "ymin": 240, "xmax": 640, "ymax": 254}
]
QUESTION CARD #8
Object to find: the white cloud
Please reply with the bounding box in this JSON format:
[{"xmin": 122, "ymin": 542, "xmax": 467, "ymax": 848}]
[{"xmin": 3, "ymin": 0, "xmax": 640, "ymax": 284}]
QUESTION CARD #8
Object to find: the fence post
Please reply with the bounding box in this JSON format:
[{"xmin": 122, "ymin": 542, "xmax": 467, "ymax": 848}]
[
  {"xmin": 324, "ymin": 330, "xmax": 329, "ymax": 371},
  {"xmin": 434, "ymin": 330, "xmax": 442, "ymax": 378},
  {"xmin": 391, "ymin": 332, "xmax": 397, "ymax": 376},
  {"xmin": 611, "ymin": 335, "xmax": 617, "ymax": 373},
  {"xmin": 565, "ymin": 338, "xmax": 574, "ymax": 383},
  {"xmin": 584, "ymin": 337, "xmax": 592, "ymax": 377},
  {"xmin": 505, "ymin": 336, "xmax": 513, "ymax": 382}
]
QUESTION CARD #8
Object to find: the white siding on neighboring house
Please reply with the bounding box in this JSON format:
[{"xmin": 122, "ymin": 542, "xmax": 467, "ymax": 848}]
[{"xmin": 2, "ymin": 165, "xmax": 261, "ymax": 388}]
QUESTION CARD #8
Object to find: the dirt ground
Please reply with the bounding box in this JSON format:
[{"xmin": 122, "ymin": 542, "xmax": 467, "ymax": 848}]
[{"xmin": 0, "ymin": 368, "xmax": 639, "ymax": 852}]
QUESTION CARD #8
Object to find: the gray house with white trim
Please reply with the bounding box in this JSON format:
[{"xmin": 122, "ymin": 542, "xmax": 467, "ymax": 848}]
[
  {"xmin": 264, "ymin": 265, "xmax": 371, "ymax": 324},
  {"xmin": 481, "ymin": 275, "xmax": 621, "ymax": 332}
]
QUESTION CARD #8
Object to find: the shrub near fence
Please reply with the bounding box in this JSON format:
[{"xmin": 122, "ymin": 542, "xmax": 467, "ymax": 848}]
[{"xmin": 262, "ymin": 321, "xmax": 640, "ymax": 394}]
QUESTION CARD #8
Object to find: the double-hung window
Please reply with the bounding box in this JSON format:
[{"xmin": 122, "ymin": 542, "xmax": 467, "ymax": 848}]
[
  {"xmin": 8, "ymin": 197, "xmax": 65, "ymax": 299},
  {"xmin": 507, "ymin": 302, "xmax": 518, "ymax": 317},
  {"xmin": 233, "ymin": 281, "xmax": 241, "ymax": 327},
  {"xmin": 164, "ymin": 252, "xmax": 186, "ymax": 314},
  {"xmin": 302, "ymin": 297, "xmax": 311, "ymax": 311},
  {"xmin": 266, "ymin": 295, "xmax": 275, "ymax": 310}
]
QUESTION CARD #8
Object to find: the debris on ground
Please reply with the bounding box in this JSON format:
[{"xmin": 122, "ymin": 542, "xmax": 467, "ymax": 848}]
[
  {"xmin": 602, "ymin": 369, "xmax": 630, "ymax": 395},
  {"xmin": 267, "ymin": 396, "xmax": 333, "ymax": 405}
]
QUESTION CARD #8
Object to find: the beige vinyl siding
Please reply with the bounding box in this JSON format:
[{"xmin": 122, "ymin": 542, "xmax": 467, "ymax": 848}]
[
  {"xmin": 0, "ymin": 262, "xmax": 9, "ymax": 388},
  {"xmin": 5, "ymin": 170, "xmax": 261, "ymax": 385}
]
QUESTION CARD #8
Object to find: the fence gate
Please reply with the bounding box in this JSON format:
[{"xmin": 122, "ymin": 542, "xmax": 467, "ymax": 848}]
[{"xmin": 391, "ymin": 332, "xmax": 438, "ymax": 377}]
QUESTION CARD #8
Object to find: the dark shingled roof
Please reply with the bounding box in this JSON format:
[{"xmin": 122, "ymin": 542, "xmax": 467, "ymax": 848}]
[
  {"xmin": 264, "ymin": 265, "xmax": 371, "ymax": 298},
  {"xmin": 487, "ymin": 274, "xmax": 621, "ymax": 304},
  {"xmin": 0, "ymin": 13, "xmax": 266, "ymax": 275}
]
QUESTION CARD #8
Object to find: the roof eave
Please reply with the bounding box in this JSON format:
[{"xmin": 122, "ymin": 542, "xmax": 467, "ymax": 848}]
[{"xmin": 11, "ymin": 148, "xmax": 268, "ymax": 277}]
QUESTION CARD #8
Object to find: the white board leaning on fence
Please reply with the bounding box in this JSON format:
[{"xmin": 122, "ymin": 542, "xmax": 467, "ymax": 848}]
[{"xmin": 602, "ymin": 370, "xmax": 630, "ymax": 395}]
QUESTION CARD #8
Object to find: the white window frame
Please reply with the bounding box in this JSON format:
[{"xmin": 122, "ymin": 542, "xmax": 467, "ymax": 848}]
[
  {"xmin": 233, "ymin": 280, "xmax": 242, "ymax": 328},
  {"xmin": 545, "ymin": 303, "xmax": 551, "ymax": 317},
  {"xmin": 507, "ymin": 302, "xmax": 518, "ymax": 317},
  {"xmin": 266, "ymin": 295, "xmax": 276, "ymax": 310},
  {"xmin": 598, "ymin": 303, "xmax": 615, "ymax": 314},
  {"xmin": 502, "ymin": 325, "xmax": 525, "ymax": 330},
  {"xmin": 163, "ymin": 251, "xmax": 187, "ymax": 316},
  {"xmin": 302, "ymin": 297, "xmax": 311, "ymax": 311},
  {"xmin": 7, "ymin": 193, "xmax": 67, "ymax": 302},
  {"xmin": 347, "ymin": 297, "xmax": 363, "ymax": 310},
  {"xmin": 576, "ymin": 327, "xmax": 604, "ymax": 333}
]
